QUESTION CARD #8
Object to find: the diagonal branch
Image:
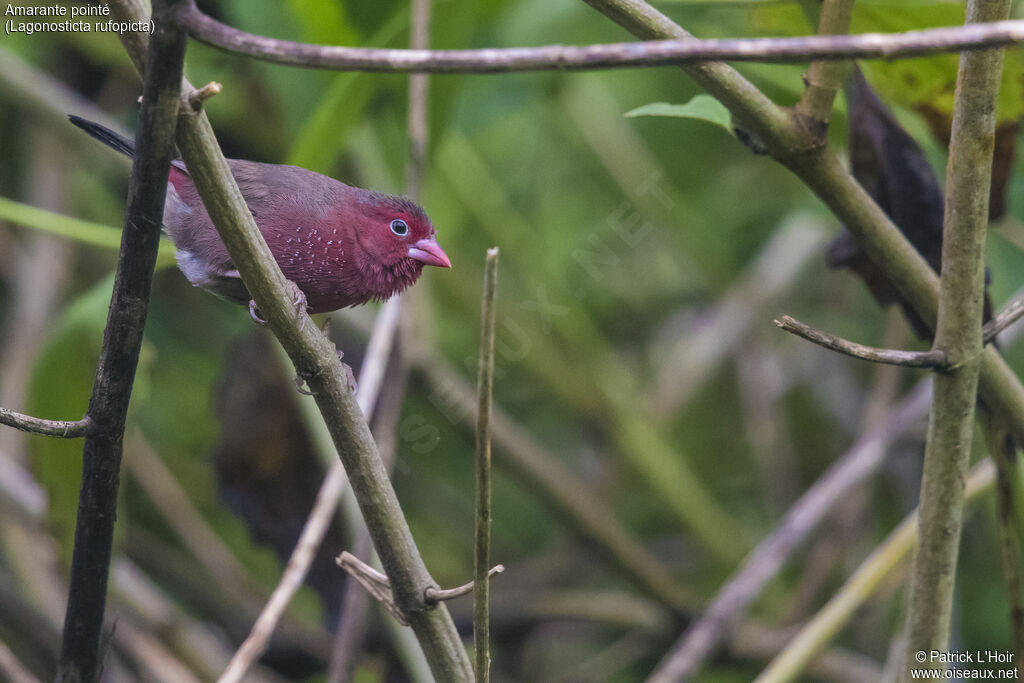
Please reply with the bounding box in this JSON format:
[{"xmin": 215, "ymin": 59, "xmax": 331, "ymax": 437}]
[
  {"xmin": 174, "ymin": 0, "xmax": 1024, "ymax": 73},
  {"xmin": 775, "ymin": 316, "xmax": 948, "ymax": 369}
]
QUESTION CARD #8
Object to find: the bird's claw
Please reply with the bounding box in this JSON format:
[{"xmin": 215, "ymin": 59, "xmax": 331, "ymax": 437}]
[
  {"xmin": 294, "ymin": 374, "xmax": 315, "ymax": 396},
  {"xmin": 342, "ymin": 359, "xmax": 358, "ymax": 394},
  {"xmin": 247, "ymin": 283, "xmax": 309, "ymax": 330},
  {"xmin": 248, "ymin": 300, "xmax": 268, "ymax": 325},
  {"xmin": 287, "ymin": 281, "xmax": 310, "ymax": 331},
  {"xmin": 293, "ymin": 358, "xmax": 355, "ymax": 395}
]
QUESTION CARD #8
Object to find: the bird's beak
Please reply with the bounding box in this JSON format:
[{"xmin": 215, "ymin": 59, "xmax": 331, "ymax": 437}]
[{"xmin": 408, "ymin": 238, "xmax": 452, "ymax": 269}]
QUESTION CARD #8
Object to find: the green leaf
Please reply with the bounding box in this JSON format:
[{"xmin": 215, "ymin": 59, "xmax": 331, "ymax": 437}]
[
  {"xmin": 625, "ymin": 95, "xmax": 734, "ymax": 136},
  {"xmin": 0, "ymin": 196, "xmax": 178, "ymax": 268}
]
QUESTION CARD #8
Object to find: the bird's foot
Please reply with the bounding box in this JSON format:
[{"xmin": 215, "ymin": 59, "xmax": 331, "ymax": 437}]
[
  {"xmin": 293, "ymin": 359, "xmax": 356, "ymax": 395},
  {"xmin": 248, "ymin": 300, "xmax": 268, "ymax": 325}
]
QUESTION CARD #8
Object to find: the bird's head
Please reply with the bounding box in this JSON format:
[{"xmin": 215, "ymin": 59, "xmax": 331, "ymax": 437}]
[{"xmin": 347, "ymin": 191, "xmax": 451, "ymax": 300}]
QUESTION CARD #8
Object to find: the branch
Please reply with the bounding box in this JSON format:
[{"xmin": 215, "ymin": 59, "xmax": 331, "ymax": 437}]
[
  {"xmin": 174, "ymin": 0, "xmax": 1024, "ymax": 73},
  {"xmin": 985, "ymin": 299, "xmax": 1024, "ymax": 343},
  {"xmin": 338, "ymin": 551, "xmax": 504, "ymax": 614},
  {"xmin": 474, "ymin": 248, "xmax": 499, "ymax": 683},
  {"xmin": 0, "ymin": 409, "xmax": 92, "ymax": 438},
  {"xmin": 57, "ymin": 2, "xmax": 186, "ymax": 679},
  {"xmin": 904, "ymin": 0, "xmax": 1011, "ymax": 675},
  {"xmin": 426, "ymin": 566, "xmax": 505, "ymax": 603},
  {"xmin": 794, "ymin": 0, "xmax": 855, "ymax": 139},
  {"xmin": 774, "ymin": 315, "xmax": 948, "ymax": 368}
]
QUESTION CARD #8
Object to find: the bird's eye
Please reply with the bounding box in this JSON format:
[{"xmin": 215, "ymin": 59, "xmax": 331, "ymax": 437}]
[{"xmin": 390, "ymin": 219, "xmax": 409, "ymax": 236}]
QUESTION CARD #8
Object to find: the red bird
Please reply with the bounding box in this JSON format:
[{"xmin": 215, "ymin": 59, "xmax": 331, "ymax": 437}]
[{"xmin": 70, "ymin": 116, "xmax": 451, "ymax": 314}]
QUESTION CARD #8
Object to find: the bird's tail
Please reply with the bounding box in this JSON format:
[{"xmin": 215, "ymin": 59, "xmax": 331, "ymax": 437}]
[{"xmin": 68, "ymin": 115, "xmax": 135, "ymax": 157}]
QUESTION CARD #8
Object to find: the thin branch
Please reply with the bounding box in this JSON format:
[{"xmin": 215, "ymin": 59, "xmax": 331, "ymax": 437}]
[
  {"xmin": 405, "ymin": 0, "xmax": 431, "ymax": 199},
  {"xmin": 340, "ymin": 550, "xmax": 503, "ymax": 609},
  {"xmin": 57, "ymin": 2, "xmax": 186, "ymax": 679},
  {"xmin": 985, "ymin": 299, "xmax": 1024, "ymax": 342},
  {"xmin": 0, "ymin": 409, "xmax": 92, "ymax": 438},
  {"xmin": 174, "ymin": 0, "xmax": 1024, "ymax": 73},
  {"xmin": 336, "ymin": 552, "xmax": 407, "ymax": 625},
  {"xmin": 904, "ymin": 0, "xmax": 1011, "ymax": 674},
  {"xmin": 649, "ymin": 381, "xmax": 931, "ymax": 681},
  {"xmin": 474, "ymin": 248, "xmax": 499, "ymax": 683},
  {"xmin": 794, "ymin": 0, "xmax": 855, "ymax": 138},
  {"xmin": 426, "ymin": 566, "xmax": 505, "ymax": 603},
  {"xmin": 774, "ymin": 315, "xmax": 948, "ymax": 368},
  {"xmin": 186, "ymin": 81, "xmax": 222, "ymax": 111}
]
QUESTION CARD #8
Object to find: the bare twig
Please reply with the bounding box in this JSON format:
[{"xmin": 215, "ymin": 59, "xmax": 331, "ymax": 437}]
[
  {"xmin": 0, "ymin": 409, "xmax": 92, "ymax": 438},
  {"xmin": 336, "ymin": 552, "xmax": 407, "ymax": 625},
  {"xmin": 775, "ymin": 315, "xmax": 948, "ymax": 368},
  {"xmin": 174, "ymin": 0, "xmax": 1024, "ymax": 73},
  {"xmin": 904, "ymin": 0, "xmax": 1011, "ymax": 674},
  {"xmin": 187, "ymin": 81, "xmax": 222, "ymax": 111},
  {"xmin": 794, "ymin": 0, "xmax": 855, "ymax": 139},
  {"xmin": 58, "ymin": 3, "xmax": 186, "ymax": 678},
  {"xmin": 650, "ymin": 381, "xmax": 931, "ymax": 681},
  {"xmin": 985, "ymin": 299, "xmax": 1024, "ymax": 343},
  {"xmin": 426, "ymin": 566, "xmax": 505, "ymax": 603},
  {"xmin": 474, "ymin": 248, "xmax": 499, "ymax": 682},
  {"xmin": 340, "ymin": 549, "xmax": 503, "ymax": 612}
]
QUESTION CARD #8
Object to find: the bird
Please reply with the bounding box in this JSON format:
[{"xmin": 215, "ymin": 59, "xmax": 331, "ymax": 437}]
[{"xmin": 69, "ymin": 115, "xmax": 451, "ymax": 315}]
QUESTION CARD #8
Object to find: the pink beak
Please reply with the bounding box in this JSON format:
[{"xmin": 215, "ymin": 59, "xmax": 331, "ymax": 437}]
[{"xmin": 408, "ymin": 238, "xmax": 452, "ymax": 269}]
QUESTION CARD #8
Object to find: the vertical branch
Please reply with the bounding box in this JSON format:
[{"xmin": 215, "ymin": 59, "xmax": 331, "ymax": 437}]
[
  {"xmin": 57, "ymin": 2, "xmax": 186, "ymax": 680},
  {"xmin": 474, "ymin": 248, "xmax": 499, "ymax": 682},
  {"xmin": 904, "ymin": 0, "xmax": 1012, "ymax": 677},
  {"xmin": 794, "ymin": 0, "xmax": 855, "ymax": 138},
  {"xmin": 406, "ymin": 0, "xmax": 432, "ymax": 200}
]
